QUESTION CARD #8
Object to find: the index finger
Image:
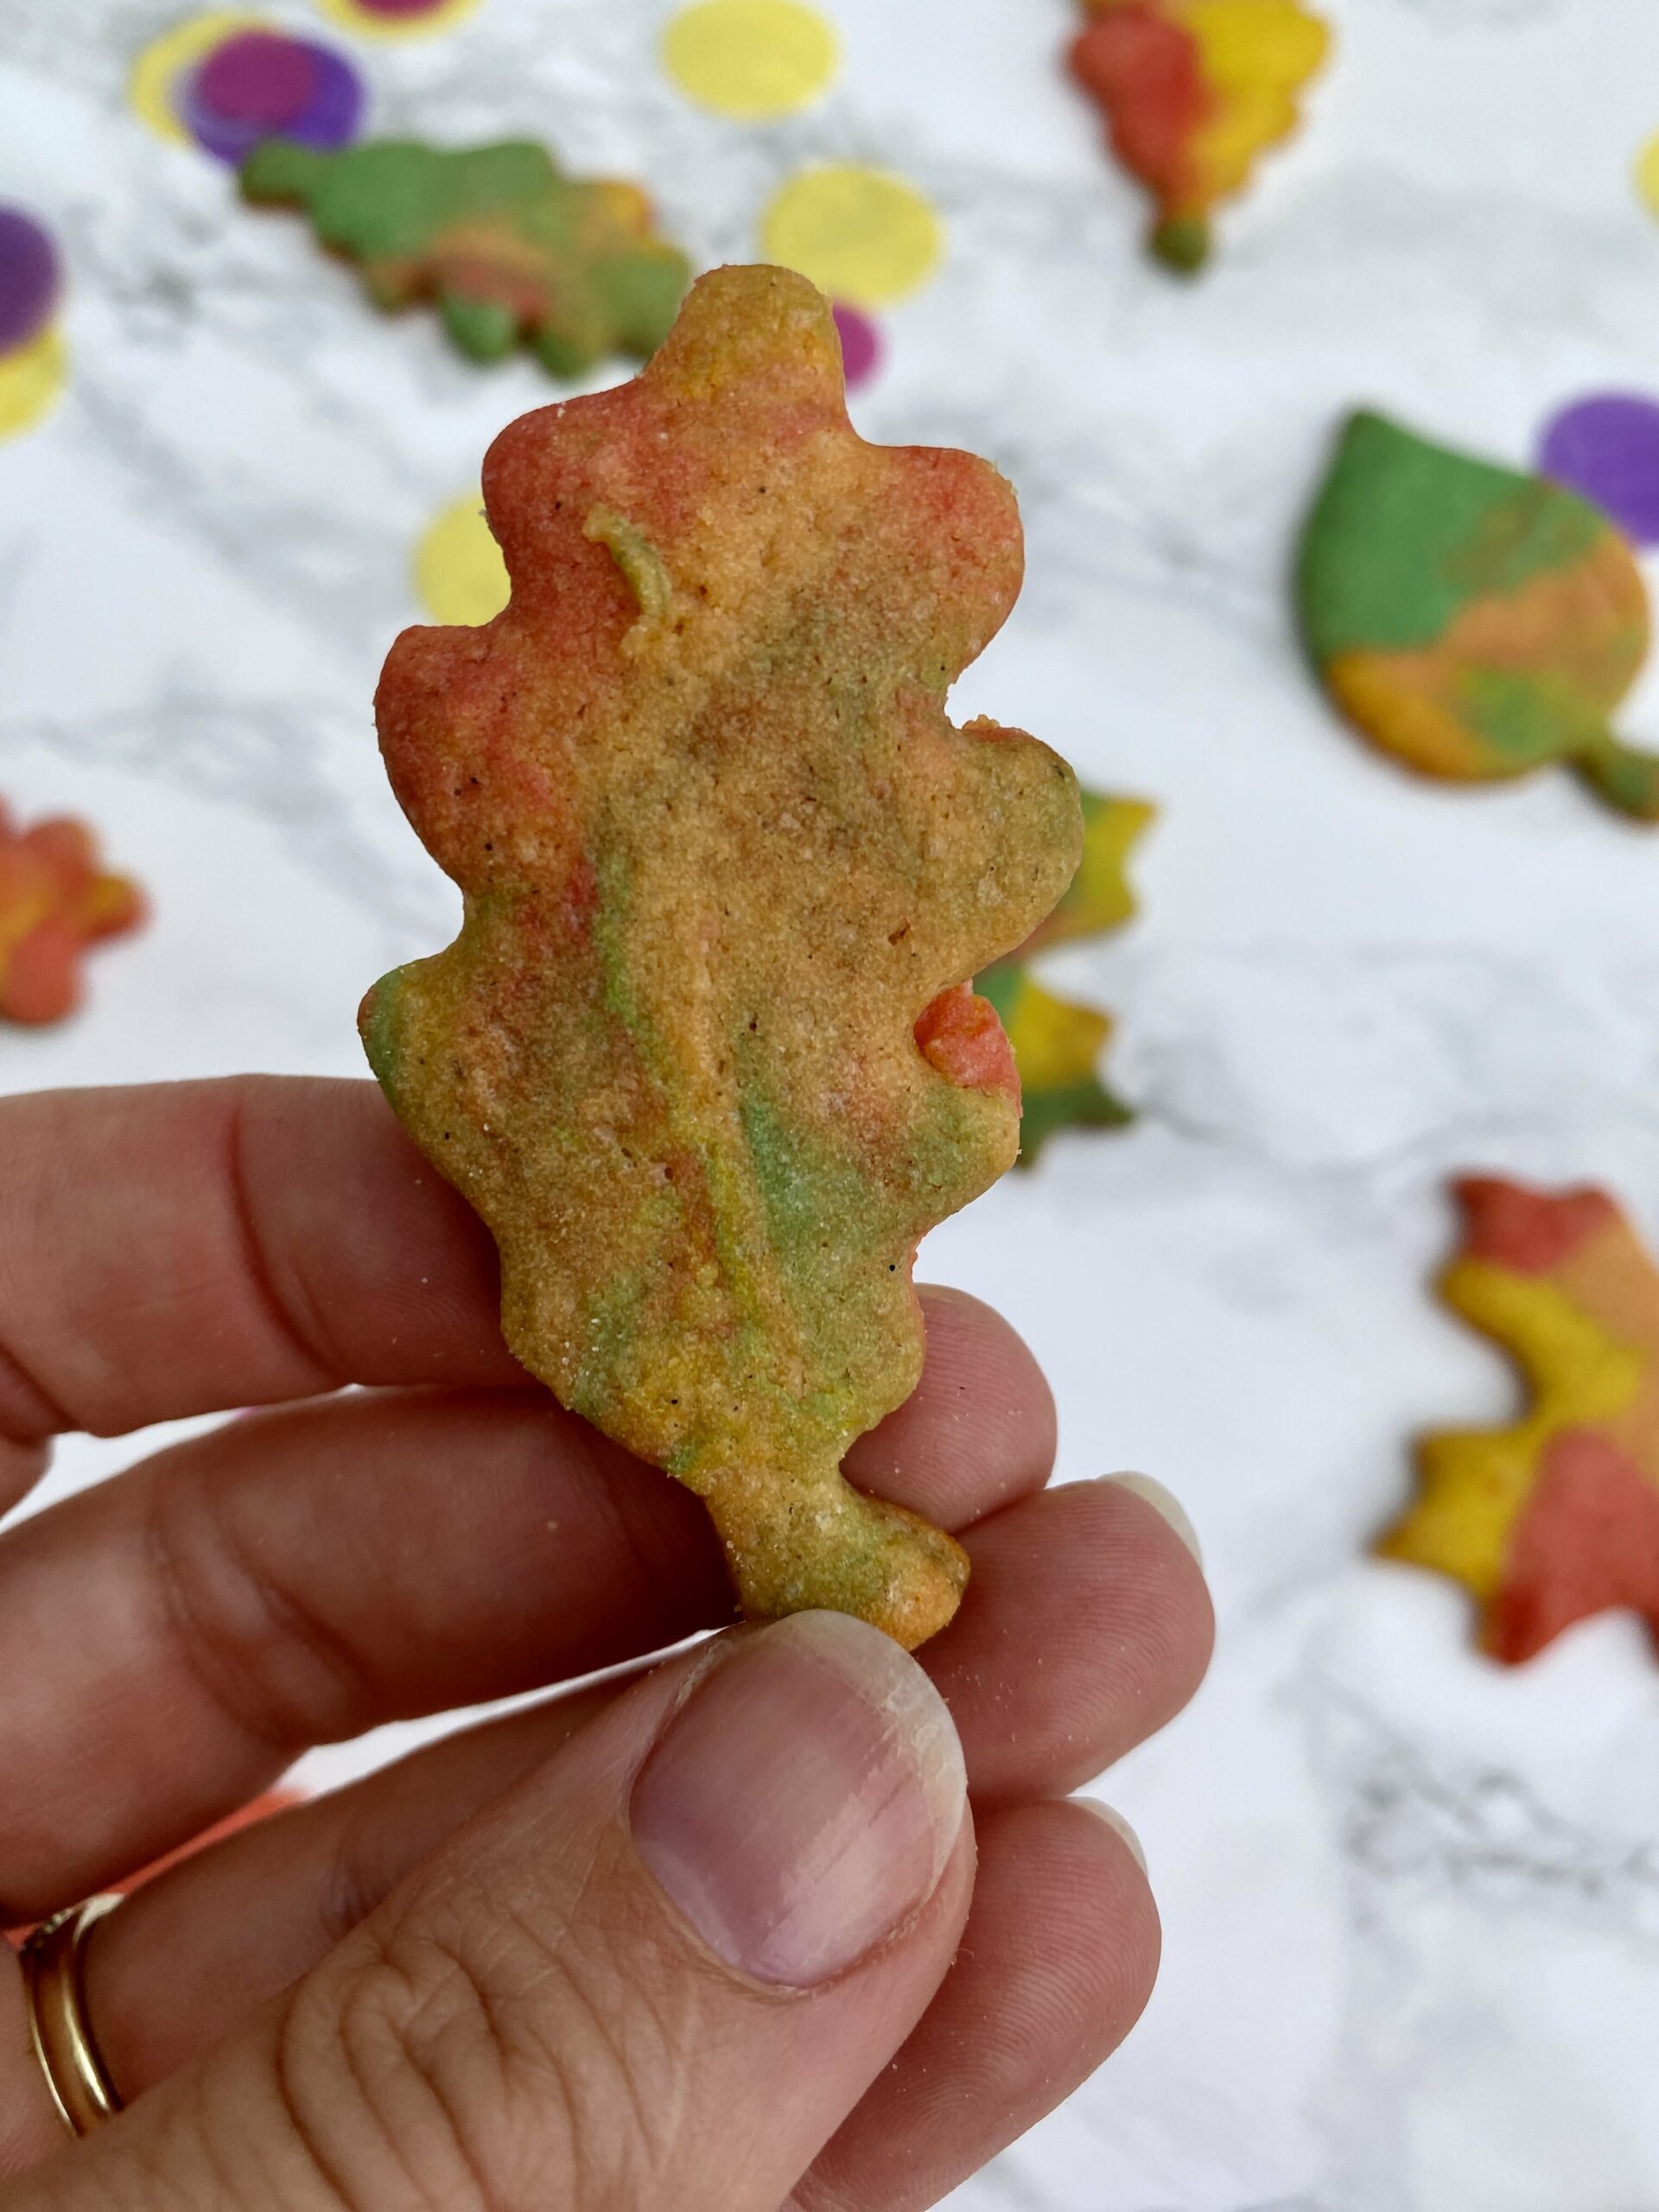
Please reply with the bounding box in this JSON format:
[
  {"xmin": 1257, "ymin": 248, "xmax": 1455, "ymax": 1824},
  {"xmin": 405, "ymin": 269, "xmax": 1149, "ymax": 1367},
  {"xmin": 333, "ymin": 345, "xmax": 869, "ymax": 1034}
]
[{"xmin": 0, "ymin": 1077, "xmax": 528, "ymax": 1454}]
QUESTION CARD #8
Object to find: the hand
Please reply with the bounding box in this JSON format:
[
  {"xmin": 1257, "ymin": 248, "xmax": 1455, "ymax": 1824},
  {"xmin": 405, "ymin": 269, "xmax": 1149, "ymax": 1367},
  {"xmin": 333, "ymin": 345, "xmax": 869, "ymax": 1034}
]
[{"xmin": 0, "ymin": 1077, "xmax": 1211, "ymax": 2211}]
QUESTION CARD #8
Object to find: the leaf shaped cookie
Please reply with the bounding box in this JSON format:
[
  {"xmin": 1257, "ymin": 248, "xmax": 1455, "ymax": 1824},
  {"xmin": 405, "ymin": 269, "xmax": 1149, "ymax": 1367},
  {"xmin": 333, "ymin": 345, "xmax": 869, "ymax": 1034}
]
[
  {"xmin": 1069, "ymin": 0, "xmax": 1332, "ymax": 271},
  {"xmin": 0, "ymin": 800, "xmax": 145, "ymax": 1025},
  {"xmin": 1300, "ymin": 411, "xmax": 1659, "ymax": 820},
  {"xmin": 976, "ymin": 791, "xmax": 1153, "ymax": 1162},
  {"xmin": 1382, "ymin": 1178, "xmax": 1659, "ymax": 1664},
  {"xmin": 240, "ymin": 138, "xmax": 690, "ymax": 377},
  {"xmin": 361, "ymin": 265, "xmax": 1083, "ymax": 1648}
]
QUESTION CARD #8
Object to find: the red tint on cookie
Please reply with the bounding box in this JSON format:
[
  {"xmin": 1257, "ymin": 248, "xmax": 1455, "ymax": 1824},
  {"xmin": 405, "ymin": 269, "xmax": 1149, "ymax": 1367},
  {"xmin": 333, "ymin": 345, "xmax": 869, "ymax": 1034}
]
[
  {"xmin": 1070, "ymin": 6, "xmax": 1207, "ymax": 208},
  {"xmin": 1488, "ymin": 1429, "xmax": 1659, "ymax": 1662},
  {"xmin": 0, "ymin": 803, "xmax": 145, "ymax": 1025},
  {"xmin": 1454, "ymin": 1176, "xmax": 1618, "ymax": 1274},
  {"xmin": 916, "ymin": 982, "xmax": 1020, "ymax": 1106}
]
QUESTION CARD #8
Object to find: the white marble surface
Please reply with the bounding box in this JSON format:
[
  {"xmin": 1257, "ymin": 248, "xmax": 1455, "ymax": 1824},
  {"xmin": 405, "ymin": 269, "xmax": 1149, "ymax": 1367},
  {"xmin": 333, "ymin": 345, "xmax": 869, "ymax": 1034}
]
[{"xmin": 6, "ymin": 0, "xmax": 1659, "ymax": 2204}]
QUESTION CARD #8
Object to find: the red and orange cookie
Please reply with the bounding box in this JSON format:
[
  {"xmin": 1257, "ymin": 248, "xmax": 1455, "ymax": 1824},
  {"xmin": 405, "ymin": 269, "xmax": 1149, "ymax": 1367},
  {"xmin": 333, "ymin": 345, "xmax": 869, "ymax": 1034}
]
[
  {"xmin": 0, "ymin": 803, "xmax": 145, "ymax": 1026},
  {"xmin": 1070, "ymin": 0, "xmax": 1331, "ymax": 270},
  {"xmin": 1383, "ymin": 1178, "xmax": 1659, "ymax": 1663}
]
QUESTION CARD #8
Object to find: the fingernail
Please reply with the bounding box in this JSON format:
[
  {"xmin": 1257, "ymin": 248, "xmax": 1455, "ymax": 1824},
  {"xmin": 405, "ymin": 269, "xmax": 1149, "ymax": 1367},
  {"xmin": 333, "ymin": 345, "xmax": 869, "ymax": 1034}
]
[
  {"xmin": 632, "ymin": 1611, "xmax": 966, "ymax": 1986},
  {"xmin": 1078, "ymin": 1798, "xmax": 1148, "ymax": 1874},
  {"xmin": 1107, "ymin": 1473, "xmax": 1203, "ymax": 1566}
]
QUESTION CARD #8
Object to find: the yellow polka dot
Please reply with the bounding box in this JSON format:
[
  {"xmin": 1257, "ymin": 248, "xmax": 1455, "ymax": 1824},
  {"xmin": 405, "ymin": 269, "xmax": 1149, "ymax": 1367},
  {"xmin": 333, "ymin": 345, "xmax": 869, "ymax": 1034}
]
[
  {"xmin": 129, "ymin": 11, "xmax": 264, "ymax": 143},
  {"xmin": 313, "ymin": 0, "xmax": 482, "ymax": 39},
  {"xmin": 760, "ymin": 165, "xmax": 941, "ymax": 308},
  {"xmin": 0, "ymin": 326, "xmax": 67, "ymax": 442},
  {"xmin": 662, "ymin": 0, "xmax": 838, "ymax": 122},
  {"xmin": 1636, "ymin": 130, "xmax": 1659, "ymax": 220},
  {"xmin": 416, "ymin": 493, "xmax": 511, "ymax": 626}
]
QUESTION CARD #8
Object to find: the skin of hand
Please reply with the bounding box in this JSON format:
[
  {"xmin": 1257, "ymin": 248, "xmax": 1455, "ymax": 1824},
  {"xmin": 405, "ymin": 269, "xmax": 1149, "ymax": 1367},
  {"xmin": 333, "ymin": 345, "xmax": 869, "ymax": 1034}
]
[{"xmin": 0, "ymin": 1077, "xmax": 1212, "ymax": 2212}]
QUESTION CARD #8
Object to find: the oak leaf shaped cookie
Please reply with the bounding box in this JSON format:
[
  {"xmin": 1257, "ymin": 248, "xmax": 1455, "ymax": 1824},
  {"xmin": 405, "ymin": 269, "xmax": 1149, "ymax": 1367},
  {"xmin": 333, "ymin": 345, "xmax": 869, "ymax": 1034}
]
[
  {"xmin": 1300, "ymin": 411, "xmax": 1659, "ymax": 820},
  {"xmin": 976, "ymin": 790, "xmax": 1153, "ymax": 1162},
  {"xmin": 360, "ymin": 264, "xmax": 1083, "ymax": 1648},
  {"xmin": 0, "ymin": 800, "xmax": 145, "ymax": 1025},
  {"xmin": 1070, "ymin": 0, "xmax": 1332, "ymax": 271},
  {"xmin": 240, "ymin": 138, "xmax": 690, "ymax": 377},
  {"xmin": 1382, "ymin": 1178, "xmax": 1659, "ymax": 1664}
]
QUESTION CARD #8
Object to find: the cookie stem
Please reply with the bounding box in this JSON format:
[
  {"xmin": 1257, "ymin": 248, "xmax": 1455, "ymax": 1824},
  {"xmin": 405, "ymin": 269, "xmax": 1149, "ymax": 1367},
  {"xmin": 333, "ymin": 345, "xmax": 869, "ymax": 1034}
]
[
  {"xmin": 705, "ymin": 1468, "xmax": 969, "ymax": 1651},
  {"xmin": 1576, "ymin": 730, "xmax": 1659, "ymax": 822},
  {"xmin": 1150, "ymin": 213, "xmax": 1211, "ymax": 274}
]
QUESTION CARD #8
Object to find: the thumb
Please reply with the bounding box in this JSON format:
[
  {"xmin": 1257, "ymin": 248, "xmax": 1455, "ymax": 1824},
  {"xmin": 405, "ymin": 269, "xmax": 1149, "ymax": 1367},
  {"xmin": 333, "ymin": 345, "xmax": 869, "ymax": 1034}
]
[{"xmin": 22, "ymin": 1612, "xmax": 973, "ymax": 2212}]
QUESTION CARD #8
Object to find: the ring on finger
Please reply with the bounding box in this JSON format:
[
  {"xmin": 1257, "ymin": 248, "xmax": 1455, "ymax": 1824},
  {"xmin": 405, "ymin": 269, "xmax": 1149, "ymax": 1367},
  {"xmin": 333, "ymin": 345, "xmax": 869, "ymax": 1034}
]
[{"xmin": 21, "ymin": 1894, "xmax": 125, "ymax": 2138}]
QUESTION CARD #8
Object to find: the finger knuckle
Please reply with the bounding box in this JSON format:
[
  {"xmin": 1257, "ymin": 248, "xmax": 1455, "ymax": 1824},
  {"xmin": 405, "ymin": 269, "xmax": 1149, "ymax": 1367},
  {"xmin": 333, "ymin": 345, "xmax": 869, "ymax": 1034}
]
[
  {"xmin": 278, "ymin": 1872, "xmax": 691, "ymax": 2212},
  {"xmin": 144, "ymin": 1452, "xmax": 375, "ymax": 1757}
]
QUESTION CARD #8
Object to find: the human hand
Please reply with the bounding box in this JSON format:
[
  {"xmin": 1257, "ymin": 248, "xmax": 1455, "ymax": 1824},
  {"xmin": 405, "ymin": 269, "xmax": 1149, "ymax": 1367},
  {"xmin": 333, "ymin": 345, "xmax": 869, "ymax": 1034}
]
[{"xmin": 0, "ymin": 1077, "xmax": 1211, "ymax": 2211}]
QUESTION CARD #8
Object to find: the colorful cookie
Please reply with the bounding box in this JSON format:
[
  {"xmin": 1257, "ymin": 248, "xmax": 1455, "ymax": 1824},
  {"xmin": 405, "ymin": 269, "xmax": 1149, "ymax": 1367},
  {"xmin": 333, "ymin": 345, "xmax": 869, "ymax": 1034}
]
[
  {"xmin": 361, "ymin": 264, "xmax": 1082, "ymax": 1646},
  {"xmin": 1382, "ymin": 1178, "xmax": 1659, "ymax": 1664},
  {"xmin": 0, "ymin": 803, "xmax": 145, "ymax": 1026},
  {"xmin": 1069, "ymin": 0, "xmax": 1331, "ymax": 271},
  {"xmin": 1300, "ymin": 411, "xmax": 1659, "ymax": 821},
  {"xmin": 240, "ymin": 137, "xmax": 690, "ymax": 376},
  {"xmin": 976, "ymin": 790, "xmax": 1153, "ymax": 1162}
]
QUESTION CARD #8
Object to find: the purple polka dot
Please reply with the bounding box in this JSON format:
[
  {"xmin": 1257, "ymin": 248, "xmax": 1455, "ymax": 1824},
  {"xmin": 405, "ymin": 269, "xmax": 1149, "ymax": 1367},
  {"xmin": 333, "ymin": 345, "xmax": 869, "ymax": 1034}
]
[
  {"xmin": 832, "ymin": 302, "xmax": 881, "ymax": 391},
  {"xmin": 181, "ymin": 85, "xmax": 270, "ymax": 164},
  {"xmin": 195, "ymin": 30, "xmax": 318, "ymax": 129},
  {"xmin": 184, "ymin": 35, "xmax": 364, "ymax": 164},
  {"xmin": 353, "ymin": 0, "xmax": 451, "ymax": 15},
  {"xmin": 1538, "ymin": 393, "xmax": 1659, "ymax": 548},
  {"xmin": 0, "ymin": 206, "xmax": 60, "ymax": 357},
  {"xmin": 282, "ymin": 47, "xmax": 366, "ymax": 153}
]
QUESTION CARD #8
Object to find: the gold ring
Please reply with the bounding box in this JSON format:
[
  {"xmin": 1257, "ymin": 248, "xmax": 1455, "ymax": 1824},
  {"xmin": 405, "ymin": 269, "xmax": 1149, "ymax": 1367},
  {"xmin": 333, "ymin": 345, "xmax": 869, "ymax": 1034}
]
[{"xmin": 20, "ymin": 1894, "xmax": 125, "ymax": 2138}]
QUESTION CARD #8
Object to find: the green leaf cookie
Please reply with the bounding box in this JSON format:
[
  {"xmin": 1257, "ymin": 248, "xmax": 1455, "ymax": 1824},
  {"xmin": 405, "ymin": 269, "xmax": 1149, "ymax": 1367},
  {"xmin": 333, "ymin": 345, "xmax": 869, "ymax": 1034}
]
[
  {"xmin": 1299, "ymin": 410, "xmax": 1659, "ymax": 820},
  {"xmin": 241, "ymin": 137, "xmax": 690, "ymax": 378}
]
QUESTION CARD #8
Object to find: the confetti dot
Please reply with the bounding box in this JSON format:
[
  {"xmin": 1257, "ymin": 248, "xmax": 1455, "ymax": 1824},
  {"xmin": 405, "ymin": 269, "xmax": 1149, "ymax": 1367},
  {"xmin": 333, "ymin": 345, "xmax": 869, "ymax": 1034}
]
[
  {"xmin": 129, "ymin": 11, "xmax": 263, "ymax": 143},
  {"xmin": 1538, "ymin": 394, "xmax": 1659, "ymax": 548},
  {"xmin": 280, "ymin": 43, "xmax": 364, "ymax": 149},
  {"xmin": 416, "ymin": 494, "xmax": 511, "ymax": 626},
  {"xmin": 185, "ymin": 31, "xmax": 364, "ymax": 161},
  {"xmin": 0, "ymin": 326, "xmax": 67, "ymax": 442},
  {"xmin": 196, "ymin": 28, "xmax": 316, "ymax": 126},
  {"xmin": 761, "ymin": 165, "xmax": 941, "ymax": 309},
  {"xmin": 1636, "ymin": 130, "xmax": 1659, "ymax": 220},
  {"xmin": 662, "ymin": 0, "xmax": 838, "ymax": 122},
  {"xmin": 0, "ymin": 208, "xmax": 60, "ymax": 359},
  {"xmin": 314, "ymin": 0, "xmax": 482, "ymax": 37},
  {"xmin": 830, "ymin": 300, "xmax": 880, "ymax": 389}
]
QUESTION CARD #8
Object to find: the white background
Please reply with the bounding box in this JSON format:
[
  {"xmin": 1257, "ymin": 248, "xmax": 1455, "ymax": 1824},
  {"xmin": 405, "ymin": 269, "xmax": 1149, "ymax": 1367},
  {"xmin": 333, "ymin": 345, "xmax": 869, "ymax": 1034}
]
[{"xmin": 4, "ymin": 1, "xmax": 1659, "ymax": 2204}]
